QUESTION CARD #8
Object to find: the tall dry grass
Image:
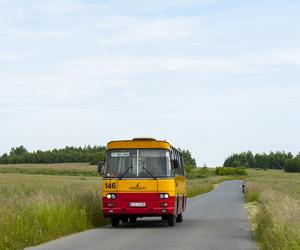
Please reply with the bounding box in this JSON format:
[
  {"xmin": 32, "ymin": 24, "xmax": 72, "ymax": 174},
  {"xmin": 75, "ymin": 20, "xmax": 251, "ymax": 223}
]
[
  {"xmin": 0, "ymin": 174, "xmax": 105, "ymax": 250},
  {"xmin": 245, "ymin": 170, "xmax": 300, "ymax": 250}
]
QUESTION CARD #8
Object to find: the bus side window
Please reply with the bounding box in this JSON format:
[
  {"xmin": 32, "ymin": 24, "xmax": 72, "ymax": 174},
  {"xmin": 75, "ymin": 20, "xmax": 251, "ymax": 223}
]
[
  {"xmin": 180, "ymin": 154, "xmax": 185, "ymax": 176},
  {"xmin": 177, "ymin": 152, "xmax": 184, "ymax": 176},
  {"xmin": 171, "ymin": 149, "xmax": 178, "ymax": 175},
  {"xmin": 175, "ymin": 151, "xmax": 181, "ymax": 176},
  {"xmin": 170, "ymin": 150, "xmax": 173, "ymax": 175}
]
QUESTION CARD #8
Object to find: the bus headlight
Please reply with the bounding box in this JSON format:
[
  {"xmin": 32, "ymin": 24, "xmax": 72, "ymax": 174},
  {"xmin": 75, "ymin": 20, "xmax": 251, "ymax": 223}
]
[
  {"xmin": 106, "ymin": 193, "xmax": 117, "ymax": 199},
  {"xmin": 159, "ymin": 193, "xmax": 169, "ymax": 199}
]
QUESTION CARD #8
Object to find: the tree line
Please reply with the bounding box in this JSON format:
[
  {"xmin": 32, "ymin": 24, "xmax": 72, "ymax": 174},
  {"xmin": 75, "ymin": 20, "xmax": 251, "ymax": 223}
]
[
  {"xmin": 223, "ymin": 151, "xmax": 300, "ymax": 172},
  {"xmin": 0, "ymin": 146, "xmax": 197, "ymax": 168},
  {"xmin": 0, "ymin": 145, "xmax": 105, "ymax": 165}
]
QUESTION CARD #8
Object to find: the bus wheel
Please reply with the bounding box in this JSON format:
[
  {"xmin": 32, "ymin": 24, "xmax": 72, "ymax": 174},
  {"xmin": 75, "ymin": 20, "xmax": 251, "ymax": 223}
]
[
  {"xmin": 121, "ymin": 217, "xmax": 128, "ymax": 223},
  {"xmin": 176, "ymin": 213, "xmax": 183, "ymax": 222},
  {"xmin": 167, "ymin": 215, "xmax": 176, "ymax": 227},
  {"xmin": 111, "ymin": 217, "xmax": 120, "ymax": 227},
  {"xmin": 129, "ymin": 217, "xmax": 137, "ymax": 223},
  {"xmin": 161, "ymin": 215, "xmax": 168, "ymax": 221}
]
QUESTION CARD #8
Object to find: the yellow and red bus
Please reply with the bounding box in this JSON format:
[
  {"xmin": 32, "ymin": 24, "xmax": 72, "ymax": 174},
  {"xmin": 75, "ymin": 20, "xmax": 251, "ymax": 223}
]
[{"xmin": 98, "ymin": 138, "xmax": 187, "ymax": 227}]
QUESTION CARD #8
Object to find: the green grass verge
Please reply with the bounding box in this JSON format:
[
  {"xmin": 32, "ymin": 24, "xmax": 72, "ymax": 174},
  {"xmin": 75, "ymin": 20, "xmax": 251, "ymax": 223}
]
[{"xmin": 245, "ymin": 169, "xmax": 300, "ymax": 250}]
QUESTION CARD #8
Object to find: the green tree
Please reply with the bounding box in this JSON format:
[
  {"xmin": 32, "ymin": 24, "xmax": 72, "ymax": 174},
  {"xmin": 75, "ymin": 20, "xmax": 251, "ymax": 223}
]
[
  {"xmin": 10, "ymin": 146, "xmax": 28, "ymax": 156},
  {"xmin": 0, "ymin": 153, "xmax": 8, "ymax": 164},
  {"xmin": 284, "ymin": 157, "xmax": 300, "ymax": 172},
  {"xmin": 181, "ymin": 149, "xmax": 197, "ymax": 167}
]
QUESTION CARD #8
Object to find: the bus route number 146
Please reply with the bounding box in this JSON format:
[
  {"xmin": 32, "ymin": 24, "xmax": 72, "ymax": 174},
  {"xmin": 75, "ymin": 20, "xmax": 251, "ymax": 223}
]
[{"xmin": 105, "ymin": 182, "xmax": 116, "ymax": 189}]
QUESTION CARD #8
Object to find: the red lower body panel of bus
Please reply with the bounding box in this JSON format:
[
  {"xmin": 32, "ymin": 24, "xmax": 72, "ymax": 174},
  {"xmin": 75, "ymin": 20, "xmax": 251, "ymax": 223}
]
[{"xmin": 102, "ymin": 193, "xmax": 175, "ymax": 218}]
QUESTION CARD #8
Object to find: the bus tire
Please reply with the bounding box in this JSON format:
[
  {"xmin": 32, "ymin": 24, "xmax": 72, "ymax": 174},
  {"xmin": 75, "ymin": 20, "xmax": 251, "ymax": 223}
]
[
  {"xmin": 111, "ymin": 217, "xmax": 120, "ymax": 227},
  {"xmin": 161, "ymin": 215, "xmax": 168, "ymax": 221},
  {"xmin": 129, "ymin": 217, "xmax": 137, "ymax": 223},
  {"xmin": 167, "ymin": 215, "xmax": 176, "ymax": 226},
  {"xmin": 121, "ymin": 217, "xmax": 128, "ymax": 223},
  {"xmin": 176, "ymin": 213, "xmax": 183, "ymax": 222}
]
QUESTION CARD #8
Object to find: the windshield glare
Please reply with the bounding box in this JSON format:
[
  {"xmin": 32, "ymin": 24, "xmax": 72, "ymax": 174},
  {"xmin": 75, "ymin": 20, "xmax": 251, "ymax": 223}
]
[{"xmin": 105, "ymin": 149, "xmax": 171, "ymax": 178}]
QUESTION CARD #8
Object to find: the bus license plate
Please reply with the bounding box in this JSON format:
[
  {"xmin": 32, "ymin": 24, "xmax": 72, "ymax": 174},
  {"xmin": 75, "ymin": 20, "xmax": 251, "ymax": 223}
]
[{"xmin": 129, "ymin": 202, "xmax": 146, "ymax": 207}]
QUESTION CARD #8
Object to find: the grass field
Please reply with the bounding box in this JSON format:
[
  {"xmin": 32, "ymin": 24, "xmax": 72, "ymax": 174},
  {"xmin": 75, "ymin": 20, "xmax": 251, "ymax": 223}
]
[
  {"xmin": 0, "ymin": 163, "xmax": 98, "ymax": 176},
  {"xmin": 245, "ymin": 169, "xmax": 300, "ymax": 250},
  {"xmin": 0, "ymin": 174, "xmax": 104, "ymax": 250},
  {"xmin": 0, "ymin": 164, "xmax": 240, "ymax": 250}
]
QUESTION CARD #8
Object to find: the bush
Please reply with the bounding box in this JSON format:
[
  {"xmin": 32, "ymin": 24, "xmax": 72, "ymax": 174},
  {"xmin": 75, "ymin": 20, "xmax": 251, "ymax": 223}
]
[
  {"xmin": 185, "ymin": 166, "xmax": 214, "ymax": 179},
  {"xmin": 215, "ymin": 167, "xmax": 247, "ymax": 176},
  {"xmin": 284, "ymin": 158, "xmax": 300, "ymax": 173}
]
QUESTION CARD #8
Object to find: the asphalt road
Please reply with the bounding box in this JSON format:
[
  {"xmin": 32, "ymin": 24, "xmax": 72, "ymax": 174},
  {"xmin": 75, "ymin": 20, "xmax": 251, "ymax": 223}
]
[{"xmin": 27, "ymin": 180, "xmax": 256, "ymax": 250}]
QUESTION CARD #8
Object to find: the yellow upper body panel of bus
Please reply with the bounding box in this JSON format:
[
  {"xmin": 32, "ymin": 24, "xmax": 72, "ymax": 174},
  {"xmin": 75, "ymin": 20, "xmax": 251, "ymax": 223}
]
[
  {"xmin": 107, "ymin": 138, "xmax": 172, "ymax": 150},
  {"xmin": 102, "ymin": 177, "xmax": 187, "ymax": 197}
]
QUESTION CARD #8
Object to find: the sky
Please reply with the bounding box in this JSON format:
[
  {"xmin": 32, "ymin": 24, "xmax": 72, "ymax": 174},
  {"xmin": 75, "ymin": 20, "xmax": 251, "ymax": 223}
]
[{"xmin": 1, "ymin": 0, "xmax": 300, "ymax": 166}]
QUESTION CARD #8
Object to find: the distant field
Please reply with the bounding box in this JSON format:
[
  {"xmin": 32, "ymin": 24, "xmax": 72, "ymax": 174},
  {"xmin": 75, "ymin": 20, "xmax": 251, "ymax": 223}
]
[
  {"xmin": 245, "ymin": 169, "xmax": 300, "ymax": 250},
  {"xmin": 0, "ymin": 163, "xmax": 98, "ymax": 176}
]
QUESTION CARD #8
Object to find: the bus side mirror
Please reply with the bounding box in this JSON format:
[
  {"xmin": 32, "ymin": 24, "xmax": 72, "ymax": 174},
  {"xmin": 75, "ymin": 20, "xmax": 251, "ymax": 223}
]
[
  {"xmin": 172, "ymin": 159, "xmax": 179, "ymax": 169},
  {"xmin": 97, "ymin": 161, "xmax": 103, "ymax": 175}
]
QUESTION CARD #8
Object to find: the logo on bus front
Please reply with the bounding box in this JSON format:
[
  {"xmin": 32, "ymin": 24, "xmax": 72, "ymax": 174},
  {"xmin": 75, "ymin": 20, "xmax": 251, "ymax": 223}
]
[{"xmin": 129, "ymin": 182, "xmax": 147, "ymax": 190}]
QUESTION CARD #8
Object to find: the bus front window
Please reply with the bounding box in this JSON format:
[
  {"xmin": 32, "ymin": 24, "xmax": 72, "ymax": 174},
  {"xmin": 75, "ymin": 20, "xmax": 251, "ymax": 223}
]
[{"xmin": 105, "ymin": 149, "xmax": 171, "ymax": 178}]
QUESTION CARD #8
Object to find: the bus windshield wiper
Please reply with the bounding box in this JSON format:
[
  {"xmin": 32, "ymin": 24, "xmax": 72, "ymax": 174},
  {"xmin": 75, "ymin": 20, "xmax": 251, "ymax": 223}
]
[
  {"xmin": 119, "ymin": 166, "xmax": 132, "ymax": 180},
  {"xmin": 142, "ymin": 166, "xmax": 157, "ymax": 180},
  {"xmin": 119, "ymin": 161, "xmax": 133, "ymax": 180}
]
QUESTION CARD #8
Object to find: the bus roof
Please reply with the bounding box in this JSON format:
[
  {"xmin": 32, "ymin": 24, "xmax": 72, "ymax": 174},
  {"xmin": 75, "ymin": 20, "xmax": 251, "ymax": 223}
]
[{"xmin": 106, "ymin": 138, "xmax": 174, "ymax": 150}]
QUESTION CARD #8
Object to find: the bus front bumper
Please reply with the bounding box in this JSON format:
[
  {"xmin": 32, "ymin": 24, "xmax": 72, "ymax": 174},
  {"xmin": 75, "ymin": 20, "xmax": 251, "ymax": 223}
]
[{"xmin": 102, "ymin": 193, "xmax": 175, "ymax": 218}]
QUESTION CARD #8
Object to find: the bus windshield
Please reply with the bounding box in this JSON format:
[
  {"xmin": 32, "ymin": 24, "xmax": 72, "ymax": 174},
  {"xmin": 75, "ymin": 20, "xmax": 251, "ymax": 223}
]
[{"xmin": 105, "ymin": 149, "xmax": 172, "ymax": 178}]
